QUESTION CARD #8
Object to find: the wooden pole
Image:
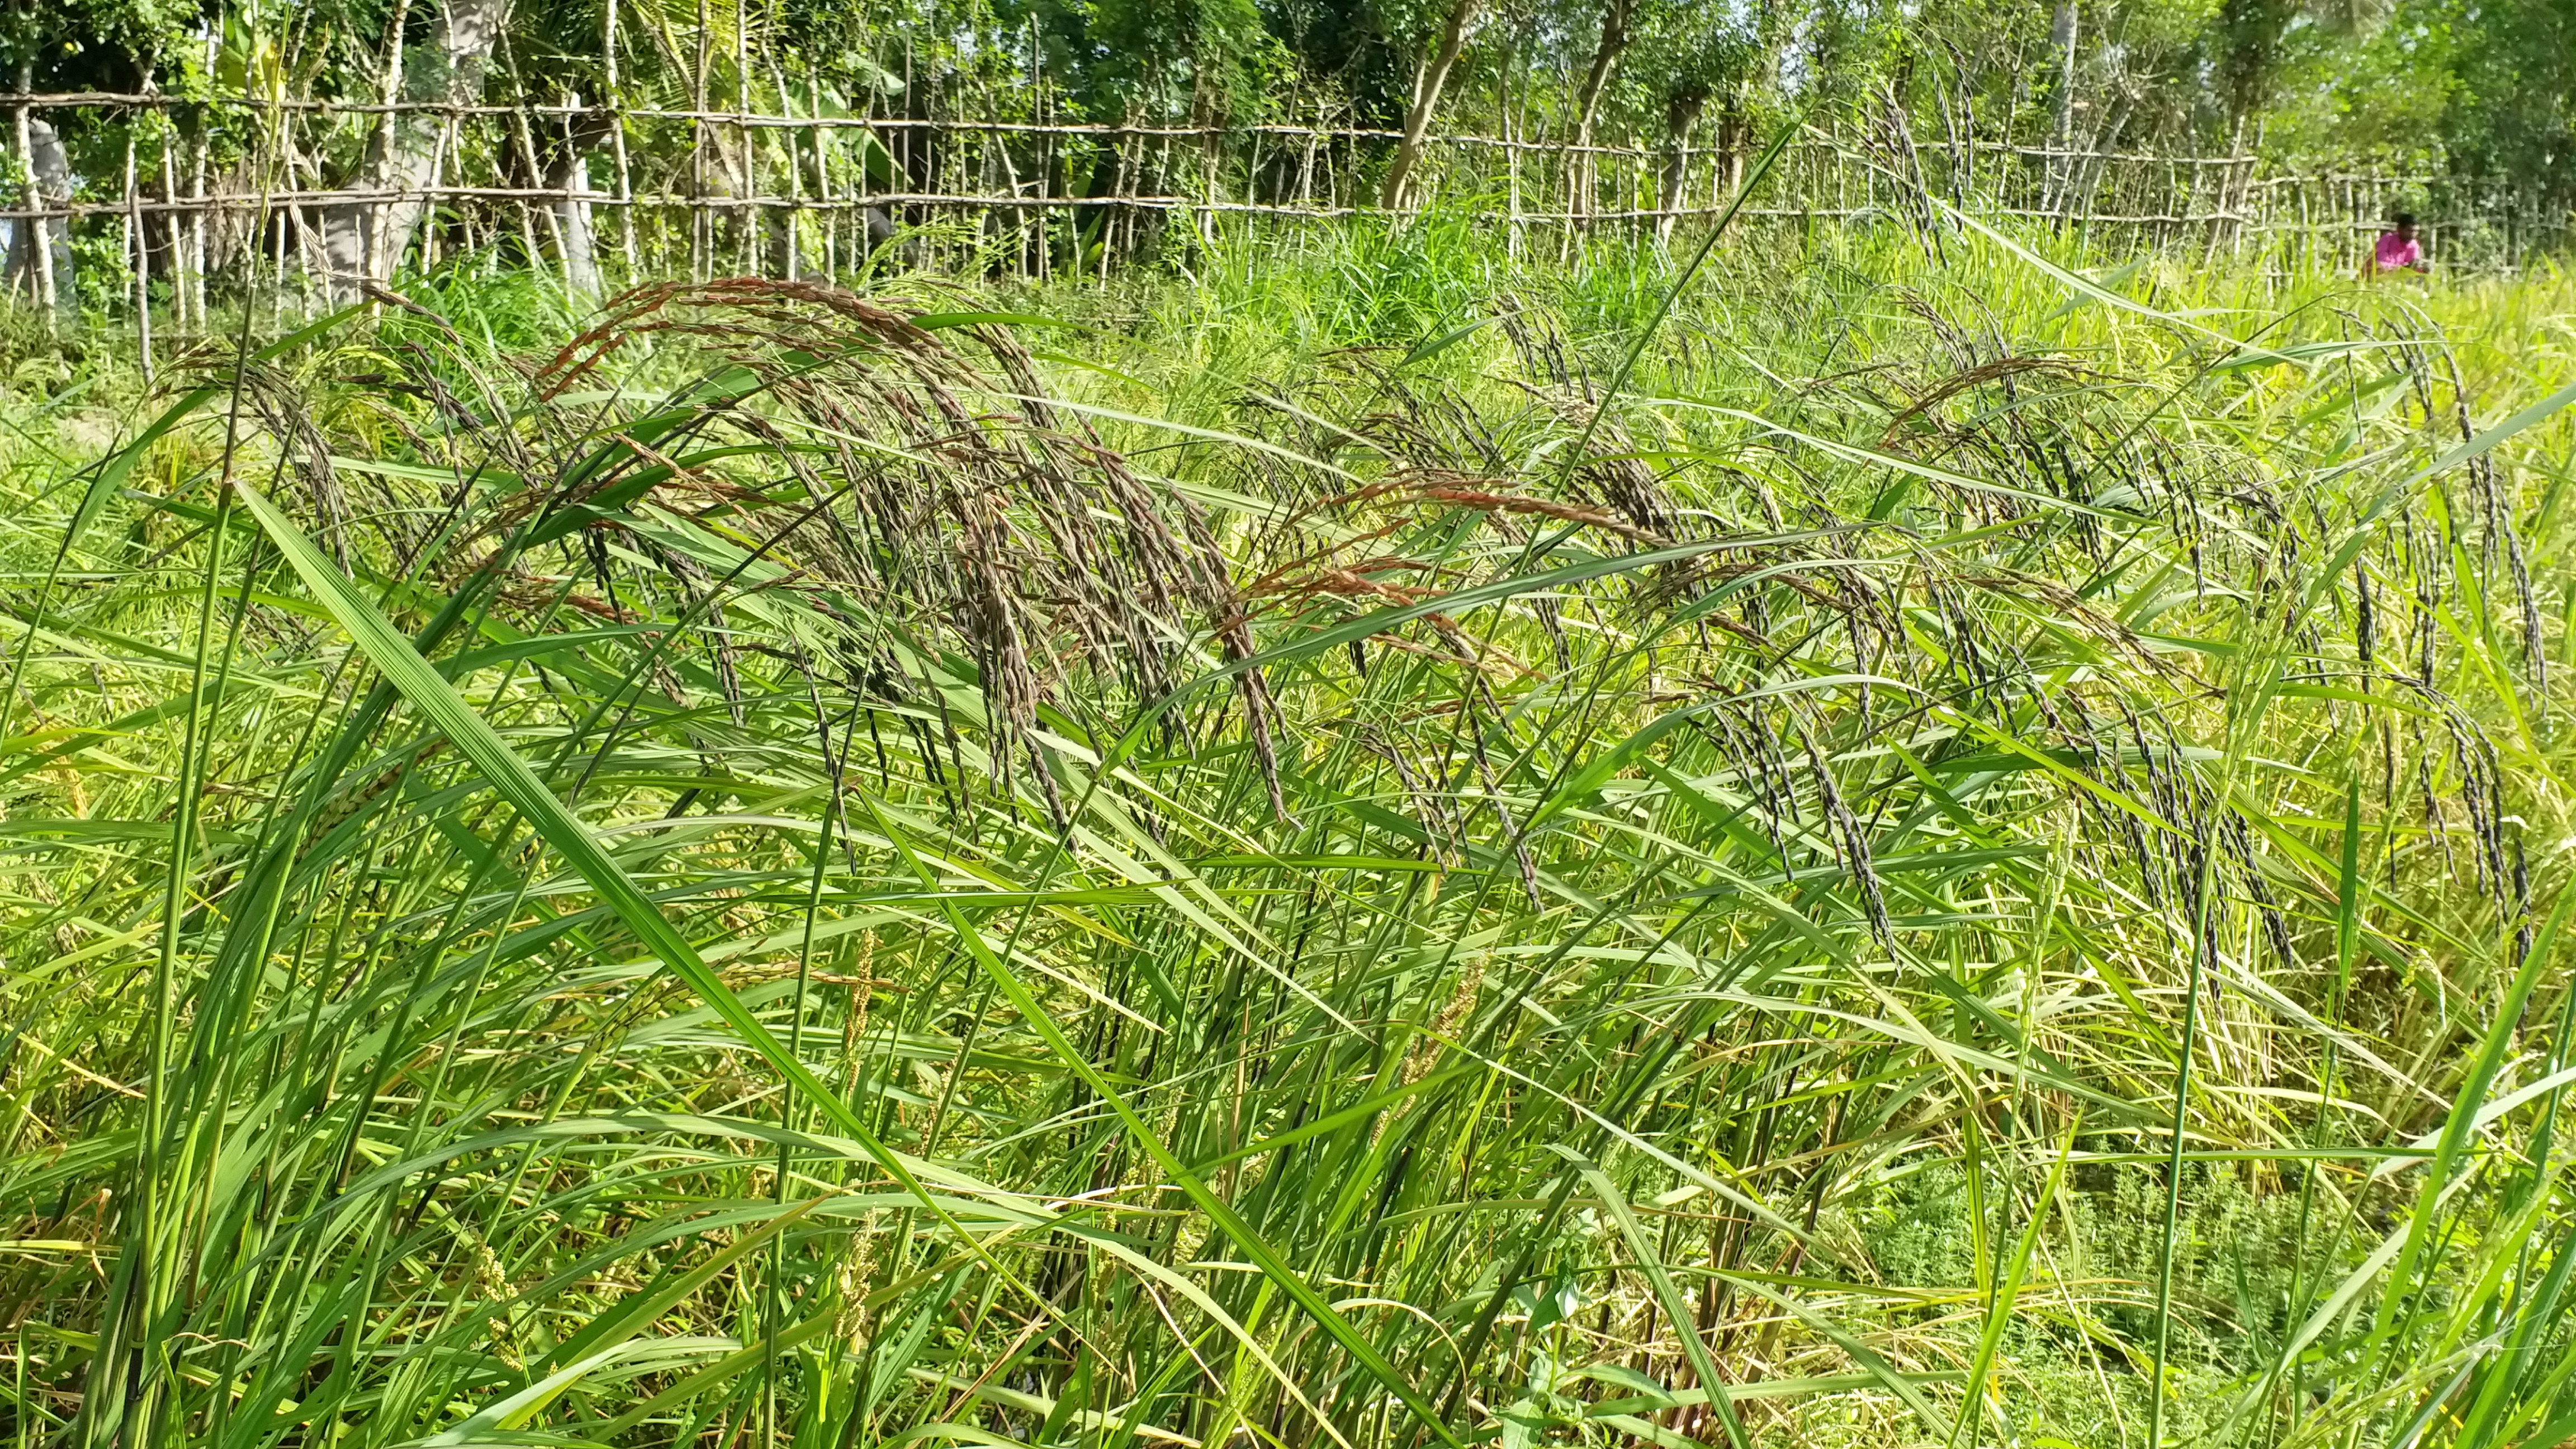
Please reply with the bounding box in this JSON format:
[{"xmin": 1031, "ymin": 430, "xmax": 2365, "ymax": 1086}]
[
  {"xmin": 158, "ymin": 100, "xmax": 179, "ymax": 332},
  {"xmin": 508, "ymin": 91, "xmax": 556, "ymax": 277},
  {"xmin": 692, "ymin": 0, "xmax": 711, "ymax": 280},
  {"xmin": 735, "ymin": 0, "xmax": 754, "ymax": 275},
  {"xmin": 816, "ymin": 57, "xmax": 837, "ymax": 282},
  {"xmin": 1505, "ymin": 58, "xmax": 1521, "ymax": 260},
  {"xmin": 187, "ymin": 125, "xmax": 207, "ymax": 331},
  {"xmin": 1036, "ymin": 31, "xmax": 1051, "ymax": 281},
  {"xmin": 127, "ymin": 130, "xmax": 150, "ymax": 382},
  {"xmin": 13, "ymin": 64, "xmax": 49, "ymax": 318},
  {"xmin": 769, "ymin": 46, "xmax": 801, "ymax": 280},
  {"xmin": 605, "ymin": 0, "xmax": 634, "ymax": 285}
]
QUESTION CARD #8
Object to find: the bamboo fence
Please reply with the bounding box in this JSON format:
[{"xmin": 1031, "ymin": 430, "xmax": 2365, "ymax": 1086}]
[{"xmin": 0, "ymin": 76, "xmax": 2556, "ymax": 347}]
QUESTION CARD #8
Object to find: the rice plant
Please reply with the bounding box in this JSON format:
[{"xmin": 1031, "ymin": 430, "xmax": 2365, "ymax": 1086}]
[{"xmin": 3, "ymin": 222, "xmax": 2575, "ymax": 1449}]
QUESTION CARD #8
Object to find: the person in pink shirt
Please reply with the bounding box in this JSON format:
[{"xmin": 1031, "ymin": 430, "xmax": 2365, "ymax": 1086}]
[{"xmin": 2369, "ymin": 214, "xmax": 2428, "ymax": 277}]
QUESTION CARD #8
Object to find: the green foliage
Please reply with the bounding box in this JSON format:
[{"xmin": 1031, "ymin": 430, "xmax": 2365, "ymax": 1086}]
[
  {"xmin": 16, "ymin": 0, "xmax": 2569, "ymax": 206},
  {"xmin": 2399, "ymin": 0, "xmax": 2575, "ymax": 205}
]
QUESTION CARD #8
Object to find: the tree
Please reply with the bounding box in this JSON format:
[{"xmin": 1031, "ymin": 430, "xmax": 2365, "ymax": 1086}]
[
  {"xmin": 321, "ymin": 0, "xmax": 515, "ymax": 294},
  {"xmin": 1640, "ymin": 3, "xmax": 1768, "ymax": 228},
  {"xmin": 1569, "ymin": 0, "xmax": 1641, "ymax": 150},
  {"xmin": 2403, "ymin": 0, "xmax": 2574, "ymax": 216},
  {"xmin": 2, "ymin": 119, "xmax": 74, "ymax": 314},
  {"xmin": 1380, "ymin": 0, "xmax": 1480, "ymax": 209}
]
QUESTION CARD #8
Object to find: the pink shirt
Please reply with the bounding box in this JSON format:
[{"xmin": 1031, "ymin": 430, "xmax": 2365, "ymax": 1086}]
[{"xmin": 2376, "ymin": 233, "xmax": 2423, "ymax": 270}]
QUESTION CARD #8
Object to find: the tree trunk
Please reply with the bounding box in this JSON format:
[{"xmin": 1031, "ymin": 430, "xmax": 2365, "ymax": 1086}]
[
  {"xmin": 550, "ymin": 145, "xmax": 599, "ymax": 300},
  {"xmin": 702, "ymin": 121, "xmax": 755, "ymax": 271},
  {"xmin": 7, "ymin": 117, "xmax": 74, "ymax": 319},
  {"xmin": 1716, "ymin": 94, "xmax": 1748, "ymax": 201},
  {"xmin": 2052, "ymin": 0, "xmax": 2078, "ymax": 143},
  {"xmin": 322, "ymin": 0, "xmax": 513, "ymax": 296},
  {"xmin": 2049, "ymin": 0, "xmax": 2078, "ymax": 210},
  {"xmin": 1566, "ymin": 0, "xmax": 1638, "ymax": 222},
  {"xmin": 1656, "ymin": 89, "xmax": 1706, "ymax": 243},
  {"xmin": 1380, "ymin": 0, "xmax": 1481, "ymax": 211},
  {"xmin": 1570, "ymin": 0, "xmax": 1640, "ymax": 146}
]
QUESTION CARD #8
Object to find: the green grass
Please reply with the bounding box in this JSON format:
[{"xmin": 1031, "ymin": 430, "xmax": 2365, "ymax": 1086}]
[{"xmin": 3, "ymin": 217, "xmax": 2575, "ymax": 1449}]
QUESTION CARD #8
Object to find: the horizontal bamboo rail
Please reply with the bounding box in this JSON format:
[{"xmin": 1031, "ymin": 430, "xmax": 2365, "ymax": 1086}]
[{"xmin": 0, "ymin": 81, "xmax": 2552, "ymax": 356}]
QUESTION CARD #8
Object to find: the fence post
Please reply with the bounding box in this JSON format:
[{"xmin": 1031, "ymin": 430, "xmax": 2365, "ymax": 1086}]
[
  {"xmin": 157, "ymin": 105, "xmax": 178, "ymax": 332},
  {"xmin": 689, "ymin": 0, "xmax": 709, "ymax": 281},
  {"xmin": 186, "ymin": 125, "xmax": 206, "ymax": 330},
  {"xmin": 506, "ymin": 82, "xmax": 558, "ymax": 281},
  {"xmin": 125, "ymin": 131, "xmax": 150, "ymax": 381}
]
